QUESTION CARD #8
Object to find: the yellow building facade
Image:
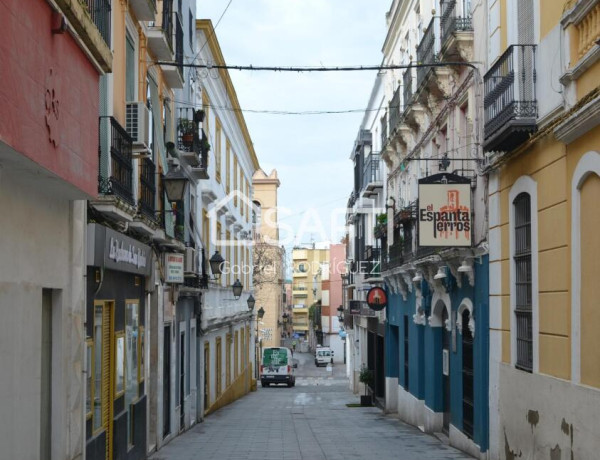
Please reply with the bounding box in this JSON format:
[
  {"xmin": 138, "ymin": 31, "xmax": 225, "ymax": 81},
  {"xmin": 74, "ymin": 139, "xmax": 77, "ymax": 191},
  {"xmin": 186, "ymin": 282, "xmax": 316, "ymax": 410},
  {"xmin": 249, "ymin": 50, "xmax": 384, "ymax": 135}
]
[
  {"xmin": 486, "ymin": 0, "xmax": 600, "ymax": 458},
  {"xmin": 252, "ymin": 169, "xmax": 285, "ymax": 348},
  {"xmin": 291, "ymin": 247, "xmax": 329, "ymax": 340}
]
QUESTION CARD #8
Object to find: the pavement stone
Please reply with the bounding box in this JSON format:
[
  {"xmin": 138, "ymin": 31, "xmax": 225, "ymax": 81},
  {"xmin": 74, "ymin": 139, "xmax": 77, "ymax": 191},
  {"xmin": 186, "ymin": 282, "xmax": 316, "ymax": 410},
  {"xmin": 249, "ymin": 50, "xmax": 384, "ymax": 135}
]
[{"xmin": 149, "ymin": 352, "xmax": 474, "ymax": 460}]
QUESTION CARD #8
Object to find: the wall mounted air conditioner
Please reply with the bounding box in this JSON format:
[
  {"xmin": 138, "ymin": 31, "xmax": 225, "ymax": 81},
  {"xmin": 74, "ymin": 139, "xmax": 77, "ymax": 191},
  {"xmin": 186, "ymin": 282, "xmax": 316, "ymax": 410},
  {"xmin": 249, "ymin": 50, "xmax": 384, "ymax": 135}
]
[
  {"xmin": 185, "ymin": 247, "xmax": 198, "ymax": 274},
  {"xmin": 126, "ymin": 102, "xmax": 151, "ymax": 155}
]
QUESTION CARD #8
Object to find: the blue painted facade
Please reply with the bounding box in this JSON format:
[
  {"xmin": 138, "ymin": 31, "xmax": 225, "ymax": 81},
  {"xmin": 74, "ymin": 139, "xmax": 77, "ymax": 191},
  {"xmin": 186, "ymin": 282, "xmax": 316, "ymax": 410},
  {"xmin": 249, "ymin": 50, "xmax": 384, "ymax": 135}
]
[{"xmin": 385, "ymin": 255, "xmax": 489, "ymax": 452}]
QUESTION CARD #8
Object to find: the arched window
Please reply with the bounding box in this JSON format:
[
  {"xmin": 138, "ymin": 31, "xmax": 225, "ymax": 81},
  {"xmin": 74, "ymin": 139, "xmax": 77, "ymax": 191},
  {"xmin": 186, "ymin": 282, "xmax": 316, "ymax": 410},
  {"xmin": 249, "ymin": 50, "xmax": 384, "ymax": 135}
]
[{"xmin": 513, "ymin": 192, "xmax": 532, "ymax": 372}]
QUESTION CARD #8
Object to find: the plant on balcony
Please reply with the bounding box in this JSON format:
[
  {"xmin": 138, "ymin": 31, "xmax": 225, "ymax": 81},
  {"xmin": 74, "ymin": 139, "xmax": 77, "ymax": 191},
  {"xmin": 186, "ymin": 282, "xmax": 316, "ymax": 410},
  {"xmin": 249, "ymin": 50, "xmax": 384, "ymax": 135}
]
[
  {"xmin": 178, "ymin": 118, "xmax": 195, "ymax": 147},
  {"xmin": 374, "ymin": 213, "xmax": 387, "ymax": 239},
  {"xmin": 359, "ymin": 365, "xmax": 374, "ymax": 406},
  {"xmin": 200, "ymin": 136, "xmax": 211, "ymax": 153}
]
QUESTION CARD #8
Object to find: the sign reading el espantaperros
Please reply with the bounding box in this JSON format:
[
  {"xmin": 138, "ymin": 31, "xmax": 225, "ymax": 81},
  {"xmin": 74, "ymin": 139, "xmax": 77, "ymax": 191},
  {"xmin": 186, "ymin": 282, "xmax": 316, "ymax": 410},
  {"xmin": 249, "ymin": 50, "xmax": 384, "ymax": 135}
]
[{"xmin": 418, "ymin": 174, "xmax": 472, "ymax": 247}]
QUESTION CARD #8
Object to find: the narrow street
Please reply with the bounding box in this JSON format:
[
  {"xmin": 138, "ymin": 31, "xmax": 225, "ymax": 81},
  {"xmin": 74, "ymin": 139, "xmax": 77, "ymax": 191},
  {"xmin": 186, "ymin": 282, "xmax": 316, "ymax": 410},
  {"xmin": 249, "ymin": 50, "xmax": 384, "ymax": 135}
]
[{"xmin": 150, "ymin": 352, "xmax": 472, "ymax": 460}]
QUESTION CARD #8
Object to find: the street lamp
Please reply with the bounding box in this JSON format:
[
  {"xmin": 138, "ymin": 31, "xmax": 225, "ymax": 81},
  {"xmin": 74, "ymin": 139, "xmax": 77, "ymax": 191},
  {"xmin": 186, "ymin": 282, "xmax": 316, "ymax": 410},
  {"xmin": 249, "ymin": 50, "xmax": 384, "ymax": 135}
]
[
  {"xmin": 209, "ymin": 251, "xmax": 225, "ymax": 277},
  {"xmin": 247, "ymin": 294, "xmax": 256, "ymax": 311},
  {"xmin": 232, "ymin": 279, "xmax": 243, "ymax": 299},
  {"xmin": 163, "ymin": 166, "xmax": 189, "ymax": 202},
  {"xmin": 257, "ymin": 306, "xmax": 265, "ymax": 320}
]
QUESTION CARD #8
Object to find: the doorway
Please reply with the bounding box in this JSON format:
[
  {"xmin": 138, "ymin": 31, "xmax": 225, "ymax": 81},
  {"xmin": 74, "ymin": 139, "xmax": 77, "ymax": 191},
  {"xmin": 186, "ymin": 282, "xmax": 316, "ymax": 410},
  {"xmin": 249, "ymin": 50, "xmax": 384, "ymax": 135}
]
[
  {"xmin": 93, "ymin": 301, "xmax": 115, "ymax": 460},
  {"xmin": 179, "ymin": 329, "xmax": 186, "ymax": 431},
  {"xmin": 462, "ymin": 310, "xmax": 474, "ymax": 438},
  {"xmin": 163, "ymin": 324, "xmax": 171, "ymax": 438},
  {"xmin": 442, "ymin": 308, "xmax": 451, "ymax": 434}
]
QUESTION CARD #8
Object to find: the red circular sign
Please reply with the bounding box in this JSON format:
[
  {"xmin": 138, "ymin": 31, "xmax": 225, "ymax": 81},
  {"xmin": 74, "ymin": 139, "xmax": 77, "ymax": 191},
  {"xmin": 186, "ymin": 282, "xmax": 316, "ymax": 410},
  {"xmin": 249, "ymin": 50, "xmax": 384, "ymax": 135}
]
[{"xmin": 366, "ymin": 287, "xmax": 388, "ymax": 311}]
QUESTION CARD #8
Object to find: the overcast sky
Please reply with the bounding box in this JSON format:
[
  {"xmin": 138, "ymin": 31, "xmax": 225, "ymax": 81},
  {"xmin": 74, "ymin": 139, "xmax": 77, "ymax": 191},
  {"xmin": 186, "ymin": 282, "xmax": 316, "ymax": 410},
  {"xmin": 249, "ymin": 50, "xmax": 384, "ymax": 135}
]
[{"xmin": 196, "ymin": 0, "xmax": 390, "ymax": 255}]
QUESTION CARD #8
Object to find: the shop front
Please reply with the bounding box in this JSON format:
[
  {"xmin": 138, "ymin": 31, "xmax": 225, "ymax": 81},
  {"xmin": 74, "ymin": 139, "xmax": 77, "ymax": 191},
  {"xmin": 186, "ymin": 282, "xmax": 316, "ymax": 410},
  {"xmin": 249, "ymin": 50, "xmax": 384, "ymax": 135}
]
[{"xmin": 86, "ymin": 224, "xmax": 152, "ymax": 460}]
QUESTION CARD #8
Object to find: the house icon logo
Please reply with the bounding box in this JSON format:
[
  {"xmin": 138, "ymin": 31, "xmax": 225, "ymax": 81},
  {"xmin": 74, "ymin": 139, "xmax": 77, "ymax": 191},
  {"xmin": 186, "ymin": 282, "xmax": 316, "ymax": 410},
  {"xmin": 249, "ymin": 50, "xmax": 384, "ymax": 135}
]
[{"xmin": 207, "ymin": 189, "xmax": 258, "ymax": 247}]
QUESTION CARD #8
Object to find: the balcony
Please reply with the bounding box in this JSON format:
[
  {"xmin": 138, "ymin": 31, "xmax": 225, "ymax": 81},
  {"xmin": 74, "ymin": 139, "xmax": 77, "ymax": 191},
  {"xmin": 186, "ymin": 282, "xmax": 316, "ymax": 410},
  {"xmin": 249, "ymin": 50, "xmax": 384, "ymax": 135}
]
[
  {"xmin": 82, "ymin": 0, "xmax": 111, "ymax": 47},
  {"xmin": 129, "ymin": 157, "xmax": 158, "ymax": 236},
  {"xmin": 483, "ymin": 45, "xmax": 538, "ymax": 153},
  {"xmin": 440, "ymin": 0, "xmax": 473, "ymax": 61},
  {"xmin": 292, "ymin": 286, "xmax": 308, "ymax": 298},
  {"xmin": 416, "ymin": 16, "xmax": 441, "ymax": 90},
  {"xmin": 130, "ymin": 0, "xmax": 157, "ymax": 21},
  {"xmin": 380, "ymin": 112, "xmax": 388, "ymax": 149},
  {"xmin": 362, "ymin": 153, "xmax": 382, "ymax": 196},
  {"xmin": 388, "ymin": 86, "xmax": 402, "ymax": 135},
  {"xmin": 162, "ymin": 14, "xmax": 184, "ymax": 89},
  {"xmin": 403, "ymin": 67, "xmax": 415, "ymax": 113},
  {"xmin": 382, "ymin": 241, "xmax": 403, "ymax": 272},
  {"xmin": 364, "ymin": 246, "xmax": 381, "ymax": 280},
  {"xmin": 94, "ymin": 116, "xmax": 135, "ymax": 222},
  {"xmin": 147, "ymin": 0, "xmax": 174, "ymax": 61}
]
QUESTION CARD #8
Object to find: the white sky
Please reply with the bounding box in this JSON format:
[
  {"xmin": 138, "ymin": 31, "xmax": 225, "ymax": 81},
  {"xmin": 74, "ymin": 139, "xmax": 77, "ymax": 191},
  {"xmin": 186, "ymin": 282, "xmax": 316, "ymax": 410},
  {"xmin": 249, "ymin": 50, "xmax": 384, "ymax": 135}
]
[{"xmin": 196, "ymin": 0, "xmax": 390, "ymax": 255}]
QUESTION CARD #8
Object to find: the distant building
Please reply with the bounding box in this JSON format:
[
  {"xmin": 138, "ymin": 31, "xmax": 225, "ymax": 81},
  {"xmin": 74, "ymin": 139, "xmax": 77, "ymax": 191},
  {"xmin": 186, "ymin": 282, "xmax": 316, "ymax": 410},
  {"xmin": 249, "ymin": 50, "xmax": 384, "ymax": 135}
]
[{"xmin": 252, "ymin": 169, "xmax": 285, "ymax": 349}]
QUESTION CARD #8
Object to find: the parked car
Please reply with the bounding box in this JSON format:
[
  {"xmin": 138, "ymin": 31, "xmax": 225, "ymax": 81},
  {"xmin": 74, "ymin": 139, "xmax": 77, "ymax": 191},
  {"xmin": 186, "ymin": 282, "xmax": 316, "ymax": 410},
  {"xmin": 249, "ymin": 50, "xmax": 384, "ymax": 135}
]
[
  {"xmin": 315, "ymin": 347, "xmax": 334, "ymax": 366},
  {"xmin": 260, "ymin": 347, "xmax": 297, "ymax": 387}
]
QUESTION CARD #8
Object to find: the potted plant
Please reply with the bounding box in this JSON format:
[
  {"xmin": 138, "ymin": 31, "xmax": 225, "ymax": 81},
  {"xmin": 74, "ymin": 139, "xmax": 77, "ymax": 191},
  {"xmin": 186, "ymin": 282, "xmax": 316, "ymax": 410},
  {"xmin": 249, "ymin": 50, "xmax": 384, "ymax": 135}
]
[
  {"xmin": 178, "ymin": 118, "xmax": 195, "ymax": 147},
  {"xmin": 200, "ymin": 136, "xmax": 211, "ymax": 153},
  {"xmin": 359, "ymin": 366, "xmax": 374, "ymax": 406},
  {"xmin": 374, "ymin": 213, "xmax": 387, "ymax": 239}
]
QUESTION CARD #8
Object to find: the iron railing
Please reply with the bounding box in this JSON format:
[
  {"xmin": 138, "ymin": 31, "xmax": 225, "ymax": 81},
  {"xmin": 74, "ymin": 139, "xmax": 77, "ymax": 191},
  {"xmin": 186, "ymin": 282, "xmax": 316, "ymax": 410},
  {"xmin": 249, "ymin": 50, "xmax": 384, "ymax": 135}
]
[
  {"xmin": 380, "ymin": 113, "xmax": 388, "ymax": 149},
  {"xmin": 484, "ymin": 44, "xmax": 537, "ymax": 141},
  {"xmin": 389, "ymin": 86, "xmax": 402, "ymax": 133},
  {"xmin": 363, "ymin": 153, "xmax": 381, "ymax": 187},
  {"xmin": 98, "ymin": 116, "xmax": 134, "ymax": 205},
  {"xmin": 383, "ymin": 241, "xmax": 403, "ymax": 271},
  {"xmin": 441, "ymin": 0, "xmax": 473, "ymax": 47},
  {"xmin": 83, "ymin": 0, "xmax": 111, "ymax": 46},
  {"xmin": 364, "ymin": 247, "xmax": 381, "ymax": 278},
  {"xmin": 175, "ymin": 13, "xmax": 184, "ymax": 76},
  {"xmin": 139, "ymin": 158, "xmax": 156, "ymax": 219},
  {"xmin": 403, "ymin": 68, "xmax": 414, "ymax": 111},
  {"xmin": 416, "ymin": 17, "xmax": 440, "ymax": 88},
  {"xmin": 162, "ymin": 0, "xmax": 174, "ymax": 51}
]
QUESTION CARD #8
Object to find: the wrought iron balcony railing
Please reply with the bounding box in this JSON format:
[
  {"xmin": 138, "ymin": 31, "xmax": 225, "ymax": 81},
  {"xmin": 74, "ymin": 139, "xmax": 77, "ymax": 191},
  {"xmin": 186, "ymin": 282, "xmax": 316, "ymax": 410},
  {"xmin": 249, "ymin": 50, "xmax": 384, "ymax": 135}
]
[
  {"xmin": 364, "ymin": 247, "xmax": 381, "ymax": 278},
  {"xmin": 83, "ymin": 0, "xmax": 111, "ymax": 46},
  {"xmin": 389, "ymin": 86, "xmax": 402, "ymax": 134},
  {"xmin": 441, "ymin": 0, "xmax": 473, "ymax": 47},
  {"xmin": 98, "ymin": 116, "xmax": 134, "ymax": 205},
  {"xmin": 403, "ymin": 68, "xmax": 414, "ymax": 111},
  {"xmin": 382, "ymin": 241, "xmax": 403, "ymax": 272},
  {"xmin": 175, "ymin": 13, "xmax": 184, "ymax": 76},
  {"xmin": 483, "ymin": 44, "xmax": 537, "ymax": 152},
  {"xmin": 362, "ymin": 153, "xmax": 381, "ymax": 189},
  {"xmin": 416, "ymin": 16, "xmax": 441, "ymax": 88},
  {"xmin": 162, "ymin": 0, "xmax": 174, "ymax": 51},
  {"xmin": 139, "ymin": 158, "xmax": 156, "ymax": 220},
  {"xmin": 380, "ymin": 113, "xmax": 388, "ymax": 148}
]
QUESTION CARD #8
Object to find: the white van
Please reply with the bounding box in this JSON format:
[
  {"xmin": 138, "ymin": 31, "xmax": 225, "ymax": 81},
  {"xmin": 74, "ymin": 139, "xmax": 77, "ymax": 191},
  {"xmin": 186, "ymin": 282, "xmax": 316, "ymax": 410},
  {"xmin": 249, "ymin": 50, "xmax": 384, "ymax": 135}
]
[
  {"xmin": 315, "ymin": 347, "xmax": 333, "ymax": 366},
  {"xmin": 260, "ymin": 347, "xmax": 296, "ymax": 387}
]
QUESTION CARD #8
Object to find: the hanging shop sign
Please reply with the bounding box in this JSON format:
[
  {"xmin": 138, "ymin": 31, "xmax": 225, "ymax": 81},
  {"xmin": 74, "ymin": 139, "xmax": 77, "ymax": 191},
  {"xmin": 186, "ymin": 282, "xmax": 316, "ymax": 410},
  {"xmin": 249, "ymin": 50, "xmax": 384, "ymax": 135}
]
[
  {"xmin": 87, "ymin": 223, "xmax": 151, "ymax": 276},
  {"xmin": 418, "ymin": 173, "xmax": 472, "ymax": 247},
  {"xmin": 366, "ymin": 287, "xmax": 388, "ymax": 311},
  {"xmin": 165, "ymin": 253, "xmax": 184, "ymax": 283}
]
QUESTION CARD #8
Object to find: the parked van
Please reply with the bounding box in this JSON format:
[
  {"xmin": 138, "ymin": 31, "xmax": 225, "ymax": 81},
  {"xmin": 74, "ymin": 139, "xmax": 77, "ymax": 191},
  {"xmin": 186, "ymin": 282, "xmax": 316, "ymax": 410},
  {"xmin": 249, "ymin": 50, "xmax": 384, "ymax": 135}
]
[
  {"xmin": 260, "ymin": 347, "xmax": 296, "ymax": 387},
  {"xmin": 315, "ymin": 347, "xmax": 333, "ymax": 366}
]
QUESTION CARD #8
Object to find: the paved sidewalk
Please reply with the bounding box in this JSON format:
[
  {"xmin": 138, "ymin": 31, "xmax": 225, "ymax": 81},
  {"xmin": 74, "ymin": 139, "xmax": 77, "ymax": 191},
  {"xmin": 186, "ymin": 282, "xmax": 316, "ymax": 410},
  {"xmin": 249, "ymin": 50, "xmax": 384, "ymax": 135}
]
[{"xmin": 150, "ymin": 353, "xmax": 473, "ymax": 460}]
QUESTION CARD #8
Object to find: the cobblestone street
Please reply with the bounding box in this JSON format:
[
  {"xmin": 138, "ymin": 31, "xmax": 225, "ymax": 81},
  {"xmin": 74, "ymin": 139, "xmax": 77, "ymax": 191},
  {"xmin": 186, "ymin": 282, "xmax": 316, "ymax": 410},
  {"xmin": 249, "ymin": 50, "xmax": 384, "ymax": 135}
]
[{"xmin": 150, "ymin": 353, "xmax": 472, "ymax": 460}]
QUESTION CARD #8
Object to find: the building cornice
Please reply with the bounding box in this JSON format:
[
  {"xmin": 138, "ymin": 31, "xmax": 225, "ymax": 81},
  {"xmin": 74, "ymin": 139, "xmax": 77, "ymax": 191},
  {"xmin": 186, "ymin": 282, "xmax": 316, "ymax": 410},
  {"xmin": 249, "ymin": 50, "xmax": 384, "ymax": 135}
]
[{"xmin": 196, "ymin": 19, "xmax": 260, "ymax": 172}]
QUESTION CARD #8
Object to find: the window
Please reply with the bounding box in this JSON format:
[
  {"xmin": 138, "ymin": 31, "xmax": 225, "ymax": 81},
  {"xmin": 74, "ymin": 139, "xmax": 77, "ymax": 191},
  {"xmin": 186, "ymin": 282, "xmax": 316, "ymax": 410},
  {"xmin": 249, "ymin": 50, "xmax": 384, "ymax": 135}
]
[
  {"xmin": 240, "ymin": 328, "xmax": 245, "ymax": 368},
  {"xmin": 126, "ymin": 33, "xmax": 135, "ymax": 102},
  {"xmin": 234, "ymin": 331, "xmax": 239, "ymax": 378},
  {"xmin": 86, "ymin": 340, "xmax": 93, "ymax": 419},
  {"xmin": 188, "ymin": 9, "xmax": 193, "ymax": 47},
  {"xmin": 115, "ymin": 333, "xmax": 125, "ymax": 397},
  {"xmin": 203, "ymin": 210, "xmax": 210, "ymax": 256},
  {"xmin": 226, "ymin": 230, "xmax": 232, "ymax": 285},
  {"xmin": 216, "ymin": 337, "xmax": 222, "ymax": 397},
  {"xmin": 125, "ymin": 300, "xmax": 140, "ymax": 445},
  {"xmin": 514, "ymin": 193, "xmax": 532, "ymax": 372},
  {"xmin": 233, "ymin": 155, "xmax": 238, "ymax": 206},
  {"xmin": 403, "ymin": 316, "xmax": 409, "ymax": 390},
  {"xmin": 226, "ymin": 142, "xmax": 231, "ymax": 194},
  {"xmin": 215, "ymin": 120, "xmax": 222, "ymax": 183},
  {"xmin": 226, "ymin": 334, "xmax": 231, "ymax": 387}
]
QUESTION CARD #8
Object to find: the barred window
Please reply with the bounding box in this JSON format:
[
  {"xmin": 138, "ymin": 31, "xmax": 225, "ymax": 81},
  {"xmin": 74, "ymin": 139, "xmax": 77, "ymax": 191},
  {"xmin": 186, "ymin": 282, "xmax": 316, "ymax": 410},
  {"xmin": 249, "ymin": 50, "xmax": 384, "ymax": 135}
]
[{"xmin": 514, "ymin": 193, "xmax": 532, "ymax": 372}]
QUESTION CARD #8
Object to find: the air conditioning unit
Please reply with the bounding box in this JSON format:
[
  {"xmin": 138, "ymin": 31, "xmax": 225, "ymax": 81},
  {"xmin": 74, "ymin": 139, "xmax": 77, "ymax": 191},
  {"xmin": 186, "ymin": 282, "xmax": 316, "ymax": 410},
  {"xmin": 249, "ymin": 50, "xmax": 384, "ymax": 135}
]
[
  {"xmin": 126, "ymin": 102, "xmax": 151, "ymax": 154},
  {"xmin": 184, "ymin": 247, "xmax": 198, "ymax": 274}
]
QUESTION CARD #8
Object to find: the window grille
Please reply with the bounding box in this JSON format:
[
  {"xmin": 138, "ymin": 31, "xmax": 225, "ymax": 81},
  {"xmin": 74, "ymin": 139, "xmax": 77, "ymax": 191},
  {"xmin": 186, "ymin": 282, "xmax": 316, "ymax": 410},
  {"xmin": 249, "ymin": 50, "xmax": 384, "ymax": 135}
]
[{"xmin": 514, "ymin": 193, "xmax": 532, "ymax": 372}]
